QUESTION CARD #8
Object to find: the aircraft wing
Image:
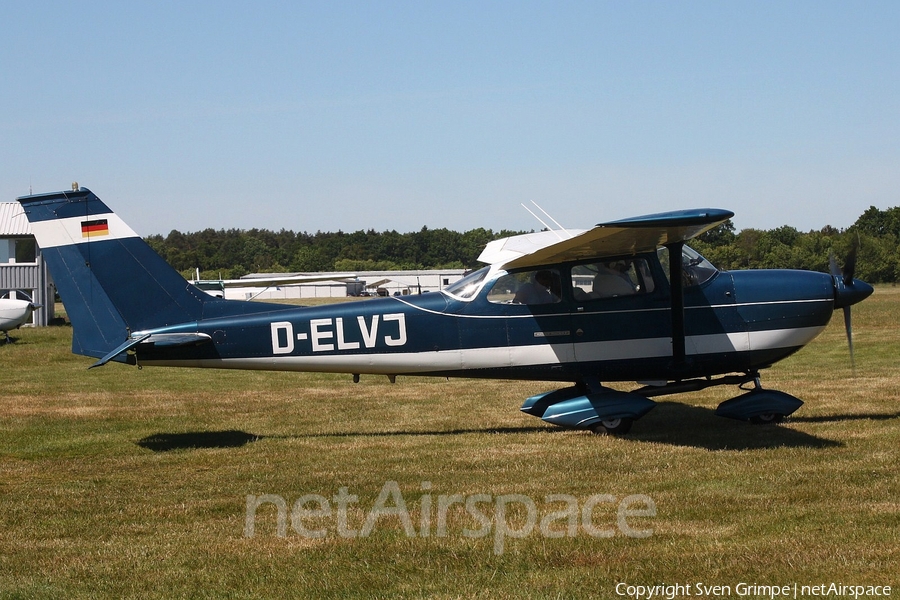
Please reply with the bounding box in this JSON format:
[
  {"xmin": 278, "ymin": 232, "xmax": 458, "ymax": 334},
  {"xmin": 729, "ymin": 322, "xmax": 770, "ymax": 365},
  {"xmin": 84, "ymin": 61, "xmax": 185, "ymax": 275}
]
[
  {"xmin": 196, "ymin": 273, "xmax": 358, "ymax": 288},
  {"xmin": 365, "ymin": 279, "xmax": 394, "ymax": 289},
  {"xmin": 365, "ymin": 276, "xmax": 428, "ymax": 289},
  {"xmin": 479, "ymin": 208, "xmax": 733, "ymax": 270}
]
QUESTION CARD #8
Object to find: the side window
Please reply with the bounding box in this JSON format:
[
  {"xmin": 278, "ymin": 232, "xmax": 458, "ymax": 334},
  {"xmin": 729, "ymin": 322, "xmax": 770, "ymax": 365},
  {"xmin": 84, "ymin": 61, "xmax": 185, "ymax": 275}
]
[
  {"xmin": 487, "ymin": 269, "xmax": 562, "ymax": 305},
  {"xmin": 571, "ymin": 259, "xmax": 655, "ymax": 301}
]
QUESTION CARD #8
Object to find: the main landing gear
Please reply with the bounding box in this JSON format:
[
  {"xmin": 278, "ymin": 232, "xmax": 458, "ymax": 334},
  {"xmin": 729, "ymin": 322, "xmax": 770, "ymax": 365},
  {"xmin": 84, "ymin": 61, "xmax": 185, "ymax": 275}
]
[
  {"xmin": 519, "ymin": 386, "xmax": 654, "ymax": 436},
  {"xmin": 520, "ymin": 373, "xmax": 804, "ymax": 435},
  {"xmin": 589, "ymin": 417, "xmax": 633, "ymax": 436}
]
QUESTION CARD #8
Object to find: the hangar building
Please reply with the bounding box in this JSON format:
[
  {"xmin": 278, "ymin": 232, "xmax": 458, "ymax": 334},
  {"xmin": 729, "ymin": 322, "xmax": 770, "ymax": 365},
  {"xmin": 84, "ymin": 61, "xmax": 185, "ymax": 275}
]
[{"xmin": 0, "ymin": 202, "xmax": 55, "ymax": 326}]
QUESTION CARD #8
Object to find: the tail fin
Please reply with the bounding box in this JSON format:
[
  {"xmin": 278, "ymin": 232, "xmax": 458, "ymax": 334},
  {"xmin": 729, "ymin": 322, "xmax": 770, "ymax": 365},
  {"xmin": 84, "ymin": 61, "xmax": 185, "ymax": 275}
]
[{"xmin": 18, "ymin": 188, "xmax": 211, "ymax": 359}]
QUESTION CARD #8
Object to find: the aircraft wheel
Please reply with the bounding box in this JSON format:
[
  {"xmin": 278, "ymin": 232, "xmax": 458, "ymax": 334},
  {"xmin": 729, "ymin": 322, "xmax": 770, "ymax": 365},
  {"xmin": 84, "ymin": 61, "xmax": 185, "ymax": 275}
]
[
  {"xmin": 749, "ymin": 413, "xmax": 783, "ymax": 425},
  {"xmin": 590, "ymin": 418, "xmax": 632, "ymax": 435}
]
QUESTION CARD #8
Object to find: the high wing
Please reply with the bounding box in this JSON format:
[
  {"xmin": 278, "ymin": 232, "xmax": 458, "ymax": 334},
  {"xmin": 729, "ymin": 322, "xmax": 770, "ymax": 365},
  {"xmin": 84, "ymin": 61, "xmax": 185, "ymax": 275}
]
[{"xmin": 479, "ymin": 208, "xmax": 734, "ymax": 270}]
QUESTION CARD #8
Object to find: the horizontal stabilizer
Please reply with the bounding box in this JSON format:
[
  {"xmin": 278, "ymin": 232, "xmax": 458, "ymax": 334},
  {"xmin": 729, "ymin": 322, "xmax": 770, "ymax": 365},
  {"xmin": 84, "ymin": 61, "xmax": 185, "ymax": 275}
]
[
  {"xmin": 90, "ymin": 332, "xmax": 213, "ymax": 369},
  {"xmin": 90, "ymin": 334, "xmax": 151, "ymax": 369}
]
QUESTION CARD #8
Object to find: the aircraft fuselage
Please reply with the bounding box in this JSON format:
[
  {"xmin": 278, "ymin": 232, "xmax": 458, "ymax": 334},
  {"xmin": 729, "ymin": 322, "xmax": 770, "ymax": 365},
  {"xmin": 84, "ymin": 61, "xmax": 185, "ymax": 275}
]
[
  {"xmin": 19, "ymin": 187, "xmax": 873, "ymax": 432},
  {"xmin": 133, "ymin": 257, "xmax": 841, "ymax": 386}
]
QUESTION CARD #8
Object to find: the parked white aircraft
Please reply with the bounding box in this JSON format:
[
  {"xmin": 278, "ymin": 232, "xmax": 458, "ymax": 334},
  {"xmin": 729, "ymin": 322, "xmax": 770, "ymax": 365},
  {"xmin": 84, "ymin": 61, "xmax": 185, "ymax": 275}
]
[{"xmin": 0, "ymin": 296, "xmax": 39, "ymax": 342}]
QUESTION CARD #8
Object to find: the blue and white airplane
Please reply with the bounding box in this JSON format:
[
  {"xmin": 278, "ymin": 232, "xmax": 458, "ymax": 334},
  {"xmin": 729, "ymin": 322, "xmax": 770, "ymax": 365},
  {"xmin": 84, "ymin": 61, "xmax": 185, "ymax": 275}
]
[{"xmin": 18, "ymin": 187, "xmax": 873, "ymax": 434}]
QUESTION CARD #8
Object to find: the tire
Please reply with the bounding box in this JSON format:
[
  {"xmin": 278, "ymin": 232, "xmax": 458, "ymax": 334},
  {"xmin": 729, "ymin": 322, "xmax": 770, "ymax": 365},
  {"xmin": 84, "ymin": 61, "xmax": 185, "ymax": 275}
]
[
  {"xmin": 590, "ymin": 418, "xmax": 633, "ymax": 435},
  {"xmin": 749, "ymin": 413, "xmax": 783, "ymax": 425}
]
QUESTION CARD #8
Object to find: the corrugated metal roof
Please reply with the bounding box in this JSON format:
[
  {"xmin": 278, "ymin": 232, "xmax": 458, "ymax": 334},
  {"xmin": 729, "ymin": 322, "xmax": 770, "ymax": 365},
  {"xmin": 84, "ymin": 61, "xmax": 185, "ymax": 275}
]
[{"xmin": 0, "ymin": 203, "xmax": 33, "ymax": 236}]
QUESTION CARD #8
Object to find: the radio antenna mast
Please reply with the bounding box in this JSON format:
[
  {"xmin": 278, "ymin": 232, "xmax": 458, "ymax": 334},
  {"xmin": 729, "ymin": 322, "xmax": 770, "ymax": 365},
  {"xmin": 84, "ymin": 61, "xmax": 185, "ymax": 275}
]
[
  {"xmin": 521, "ymin": 201, "xmax": 572, "ymax": 240},
  {"xmin": 531, "ymin": 201, "xmax": 568, "ymax": 233},
  {"xmin": 521, "ymin": 203, "xmax": 560, "ymax": 239}
]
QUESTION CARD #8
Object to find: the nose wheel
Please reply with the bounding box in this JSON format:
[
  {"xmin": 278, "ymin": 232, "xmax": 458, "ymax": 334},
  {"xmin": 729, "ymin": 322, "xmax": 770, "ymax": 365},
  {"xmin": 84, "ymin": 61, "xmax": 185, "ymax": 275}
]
[
  {"xmin": 749, "ymin": 412, "xmax": 784, "ymax": 425},
  {"xmin": 715, "ymin": 377, "xmax": 802, "ymax": 424}
]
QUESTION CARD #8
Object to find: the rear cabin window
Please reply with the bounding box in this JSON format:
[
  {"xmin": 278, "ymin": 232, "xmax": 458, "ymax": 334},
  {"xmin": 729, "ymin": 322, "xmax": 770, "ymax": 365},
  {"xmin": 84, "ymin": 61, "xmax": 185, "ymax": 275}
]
[
  {"xmin": 487, "ymin": 269, "xmax": 562, "ymax": 305},
  {"xmin": 570, "ymin": 258, "xmax": 655, "ymax": 301}
]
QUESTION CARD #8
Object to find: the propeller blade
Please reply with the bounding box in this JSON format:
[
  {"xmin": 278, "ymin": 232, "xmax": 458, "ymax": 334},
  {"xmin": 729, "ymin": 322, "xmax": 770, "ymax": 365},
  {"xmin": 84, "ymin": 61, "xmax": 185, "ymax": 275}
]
[
  {"xmin": 835, "ymin": 237, "xmax": 862, "ymax": 372},
  {"xmin": 843, "ymin": 305, "xmax": 855, "ymax": 372},
  {"xmin": 843, "ymin": 245, "xmax": 858, "ymax": 286},
  {"xmin": 829, "ymin": 252, "xmax": 841, "ymax": 279}
]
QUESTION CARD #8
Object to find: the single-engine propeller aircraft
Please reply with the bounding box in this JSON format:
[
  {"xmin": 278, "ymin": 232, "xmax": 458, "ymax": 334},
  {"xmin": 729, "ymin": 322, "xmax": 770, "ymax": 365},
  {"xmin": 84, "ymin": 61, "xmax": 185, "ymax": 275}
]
[
  {"xmin": 0, "ymin": 294, "xmax": 40, "ymax": 343},
  {"xmin": 18, "ymin": 187, "xmax": 873, "ymax": 433}
]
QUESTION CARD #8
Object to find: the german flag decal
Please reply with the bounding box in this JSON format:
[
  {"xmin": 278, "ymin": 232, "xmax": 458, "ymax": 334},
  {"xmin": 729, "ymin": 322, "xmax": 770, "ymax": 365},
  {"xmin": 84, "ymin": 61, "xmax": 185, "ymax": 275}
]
[{"xmin": 81, "ymin": 219, "xmax": 109, "ymax": 238}]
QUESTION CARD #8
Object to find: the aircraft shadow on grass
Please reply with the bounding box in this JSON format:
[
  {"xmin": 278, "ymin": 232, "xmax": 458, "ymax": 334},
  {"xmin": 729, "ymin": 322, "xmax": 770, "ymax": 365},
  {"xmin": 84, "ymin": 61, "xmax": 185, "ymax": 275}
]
[
  {"xmin": 626, "ymin": 402, "xmax": 843, "ymax": 451},
  {"xmin": 789, "ymin": 411, "xmax": 900, "ymax": 424},
  {"xmin": 130, "ymin": 401, "xmax": 897, "ymax": 452},
  {"xmin": 135, "ymin": 427, "xmax": 547, "ymax": 452},
  {"xmin": 136, "ymin": 430, "xmax": 262, "ymax": 452}
]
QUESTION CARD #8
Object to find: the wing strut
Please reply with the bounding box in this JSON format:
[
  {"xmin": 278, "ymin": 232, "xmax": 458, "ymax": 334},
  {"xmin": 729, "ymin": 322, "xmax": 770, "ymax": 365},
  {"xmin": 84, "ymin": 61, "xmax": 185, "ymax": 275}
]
[{"xmin": 667, "ymin": 241, "xmax": 687, "ymax": 369}]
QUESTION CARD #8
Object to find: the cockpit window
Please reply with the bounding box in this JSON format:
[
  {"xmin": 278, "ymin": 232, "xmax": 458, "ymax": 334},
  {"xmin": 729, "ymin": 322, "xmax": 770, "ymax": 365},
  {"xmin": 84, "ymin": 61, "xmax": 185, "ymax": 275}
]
[
  {"xmin": 657, "ymin": 245, "xmax": 718, "ymax": 287},
  {"xmin": 443, "ymin": 266, "xmax": 490, "ymax": 300}
]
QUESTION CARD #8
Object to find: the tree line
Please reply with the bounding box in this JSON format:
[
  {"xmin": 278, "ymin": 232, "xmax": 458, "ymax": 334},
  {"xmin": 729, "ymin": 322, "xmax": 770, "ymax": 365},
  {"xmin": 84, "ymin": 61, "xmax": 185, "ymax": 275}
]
[
  {"xmin": 144, "ymin": 226, "xmax": 525, "ymax": 280},
  {"xmin": 145, "ymin": 206, "xmax": 900, "ymax": 283},
  {"xmin": 691, "ymin": 205, "xmax": 900, "ymax": 283}
]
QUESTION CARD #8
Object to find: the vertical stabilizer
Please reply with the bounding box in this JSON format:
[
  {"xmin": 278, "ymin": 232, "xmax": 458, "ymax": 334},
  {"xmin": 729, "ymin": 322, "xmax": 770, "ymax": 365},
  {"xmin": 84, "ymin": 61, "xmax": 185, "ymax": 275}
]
[{"xmin": 18, "ymin": 188, "xmax": 210, "ymax": 359}]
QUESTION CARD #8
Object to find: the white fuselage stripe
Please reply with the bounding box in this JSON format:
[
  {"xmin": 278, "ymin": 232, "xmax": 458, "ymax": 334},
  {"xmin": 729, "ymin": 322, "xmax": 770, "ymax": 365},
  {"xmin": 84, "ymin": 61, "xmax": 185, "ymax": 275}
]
[
  {"xmin": 396, "ymin": 296, "xmax": 831, "ymax": 321},
  {"xmin": 140, "ymin": 326, "xmax": 825, "ymax": 374}
]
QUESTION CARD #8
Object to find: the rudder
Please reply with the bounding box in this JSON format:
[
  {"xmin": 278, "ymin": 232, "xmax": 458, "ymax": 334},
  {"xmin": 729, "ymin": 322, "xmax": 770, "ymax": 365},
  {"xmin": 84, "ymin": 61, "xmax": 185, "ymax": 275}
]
[{"xmin": 18, "ymin": 188, "xmax": 210, "ymax": 359}]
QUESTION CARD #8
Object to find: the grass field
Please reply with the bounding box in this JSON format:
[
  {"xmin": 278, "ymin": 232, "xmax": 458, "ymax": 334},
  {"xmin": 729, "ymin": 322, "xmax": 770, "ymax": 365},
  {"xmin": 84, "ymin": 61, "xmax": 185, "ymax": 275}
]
[{"xmin": 1, "ymin": 289, "xmax": 898, "ymax": 599}]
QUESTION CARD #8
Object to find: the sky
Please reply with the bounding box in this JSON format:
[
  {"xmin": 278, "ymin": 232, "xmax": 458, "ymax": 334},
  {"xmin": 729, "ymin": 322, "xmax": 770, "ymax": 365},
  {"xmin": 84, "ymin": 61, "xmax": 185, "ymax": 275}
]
[{"xmin": 2, "ymin": 1, "xmax": 898, "ymax": 237}]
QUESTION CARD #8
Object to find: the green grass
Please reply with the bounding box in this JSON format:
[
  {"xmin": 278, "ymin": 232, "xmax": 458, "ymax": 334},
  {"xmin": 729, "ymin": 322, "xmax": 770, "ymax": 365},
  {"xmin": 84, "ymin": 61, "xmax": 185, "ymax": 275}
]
[{"xmin": 2, "ymin": 289, "xmax": 899, "ymax": 599}]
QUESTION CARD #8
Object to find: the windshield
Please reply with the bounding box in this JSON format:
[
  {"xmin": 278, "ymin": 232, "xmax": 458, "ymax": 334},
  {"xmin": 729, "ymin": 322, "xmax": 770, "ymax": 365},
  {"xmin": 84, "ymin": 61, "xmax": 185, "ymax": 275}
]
[
  {"xmin": 681, "ymin": 246, "xmax": 718, "ymax": 286},
  {"xmin": 443, "ymin": 266, "xmax": 490, "ymax": 300},
  {"xmin": 657, "ymin": 245, "xmax": 719, "ymax": 287}
]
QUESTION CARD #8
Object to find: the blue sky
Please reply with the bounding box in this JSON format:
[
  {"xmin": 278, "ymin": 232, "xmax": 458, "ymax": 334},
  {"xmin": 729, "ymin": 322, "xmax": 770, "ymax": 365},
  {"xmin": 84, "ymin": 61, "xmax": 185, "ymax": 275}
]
[{"xmin": 2, "ymin": 1, "xmax": 898, "ymax": 237}]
